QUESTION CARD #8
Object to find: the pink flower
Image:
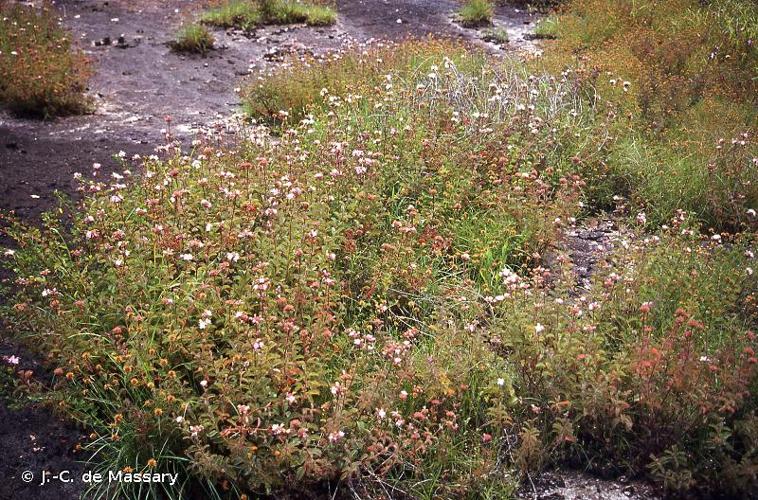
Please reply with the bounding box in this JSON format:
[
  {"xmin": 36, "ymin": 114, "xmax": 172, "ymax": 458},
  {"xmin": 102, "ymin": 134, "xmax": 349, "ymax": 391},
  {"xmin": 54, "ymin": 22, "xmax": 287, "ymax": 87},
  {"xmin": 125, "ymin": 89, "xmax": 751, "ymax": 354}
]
[
  {"xmin": 2, "ymin": 355, "xmax": 20, "ymax": 365},
  {"xmin": 328, "ymin": 430, "xmax": 345, "ymax": 443}
]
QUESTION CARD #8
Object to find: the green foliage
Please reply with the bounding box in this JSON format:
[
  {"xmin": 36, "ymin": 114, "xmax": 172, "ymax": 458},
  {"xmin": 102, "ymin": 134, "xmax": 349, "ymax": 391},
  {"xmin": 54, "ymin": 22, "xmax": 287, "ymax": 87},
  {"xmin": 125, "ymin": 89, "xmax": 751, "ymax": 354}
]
[
  {"xmin": 0, "ymin": 2, "xmax": 91, "ymax": 118},
  {"xmin": 491, "ymin": 228, "xmax": 757, "ymax": 495},
  {"xmin": 3, "ymin": 41, "xmax": 590, "ymax": 497},
  {"xmin": 3, "ymin": 2, "xmax": 758, "ymax": 496},
  {"xmin": 458, "ymin": 0, "xmax": 494, "ymax": 28},
  {"xmin": 171, "ymin": 24, "xmax": 215, "ymax": 55},
  {"xmin": 481, "ymin": 27, "xmax": 510, "ymax": 45},
  {"xmin": 201, "ymin": 0, "xmax": 262, "ymax": 30},
  {"xmin": 535, "ymin": 0, "xmax": 758, "ymax": 231},
  {"xmin": 242, "ymin": 40, "xmax": 488, "ymax": 125},
  {"xmin": 260, "ymin": 0, "xmax": 337, "ymax": 26},
  {"xmin": 202, "ymin": 0, "xmax": 336, "ymax": 30}
]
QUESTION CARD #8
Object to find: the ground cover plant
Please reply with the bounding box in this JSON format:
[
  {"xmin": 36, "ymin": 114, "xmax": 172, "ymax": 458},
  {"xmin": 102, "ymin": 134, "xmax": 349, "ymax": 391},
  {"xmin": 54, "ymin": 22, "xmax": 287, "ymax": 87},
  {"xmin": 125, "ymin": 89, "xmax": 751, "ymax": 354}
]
[
  {"xmin": 458, "ymin": 0, "xmax": 494, "ymax": 28},
  {"xmin": 202, "ymin": 0, "xmax": 336, "ymax": 31},
  {"xmin": 171, "ymin": 23, "xmax": 216, "ymax": 55},
  {"xmin": 2, "ymin": 1, "xmax": 757, "ymax": 499},
  {"xmin": 0, "ymin": 1, "xmax": 91, "ymax": 118}
]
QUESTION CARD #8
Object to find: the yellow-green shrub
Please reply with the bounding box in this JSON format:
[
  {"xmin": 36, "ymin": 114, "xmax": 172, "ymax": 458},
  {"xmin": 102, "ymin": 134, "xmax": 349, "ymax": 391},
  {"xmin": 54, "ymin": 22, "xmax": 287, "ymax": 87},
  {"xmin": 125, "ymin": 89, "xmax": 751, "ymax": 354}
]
[{"xmin": 0, "ymin": 2, "xmax": 90, "ymax": 118}]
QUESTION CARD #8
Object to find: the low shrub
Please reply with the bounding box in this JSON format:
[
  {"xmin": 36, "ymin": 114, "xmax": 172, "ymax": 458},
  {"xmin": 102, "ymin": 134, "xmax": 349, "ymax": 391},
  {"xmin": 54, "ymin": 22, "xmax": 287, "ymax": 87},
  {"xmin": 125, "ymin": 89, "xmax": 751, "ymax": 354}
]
[
  {"xmin": 3, "ymin": 41, "xmax": 593, "ymax": 497},
  {"xmin": 0, "ymin": 2, "xmax": 91, "ymax": 118},
  {"xmin": 3, "ymin": 19, "xmax": 757, "ymax": 499},
  {"xmin": 458, "ymin": 0, "xmax": 494, "ymax": 28},
  {"xmin": 533, "ymin": 0, "xmax": 758, "ymax": 231},
  {"xmin": 171, "ymin": 24, "xmax": 215, "ymax": 55},
  {"xmin": 490, "ymin": 225, "xmax": 757, "ymax": 496},
  {"xmin": 242, "ymin": 39, "xmax": 488, "ymax": 125}
]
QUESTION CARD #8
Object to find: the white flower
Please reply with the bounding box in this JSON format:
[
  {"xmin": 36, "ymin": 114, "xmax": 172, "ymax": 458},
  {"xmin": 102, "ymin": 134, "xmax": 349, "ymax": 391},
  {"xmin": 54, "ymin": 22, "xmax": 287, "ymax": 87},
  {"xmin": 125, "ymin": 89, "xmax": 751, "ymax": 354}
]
[
  {"xmin": 198, "ymin": 318, "xmax": 211, "ymax": 330},
  {"xmin": 535, "ymin": 323, "xmax": 545, "ymax": 334},
  {"xmin": 377, "ymin": 408, "xmax": 386, "ymax": 420},
  {"xmin": 179, "ymin": 253, "xmax": 194, "ymax": 261},
  {"xmin": 2, "ymin": 355, "xmax": 20, "ymax": 365},
  {"xmin": 328, "ymin": 430, "xmax": 345, "ymax": 443},
  {"xmin": 226, "ymin": 252, "xmax": 240, "ymax": 263},
  {"xmin": 497, "ymin": 378, "xmax": 505, "ymax": 387}
]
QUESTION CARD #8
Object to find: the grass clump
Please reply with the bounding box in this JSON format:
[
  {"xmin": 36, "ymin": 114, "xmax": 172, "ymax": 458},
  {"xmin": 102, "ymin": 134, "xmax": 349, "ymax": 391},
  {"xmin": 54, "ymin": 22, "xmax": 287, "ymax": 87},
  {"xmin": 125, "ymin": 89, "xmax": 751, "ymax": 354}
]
[
  {"xmin": 202, "ymin": 0, "xmax": 336, "ymax": 30},
  {"xmin": 458, "ymin": 0, "xmax": 494, "ymax": 28},
  {"xmin": 261, "ymin": 0, "xmax": 337, "ymax": 26},
  {"xmin": 0, "ymin": 2, "xmax": 90, "ymax": 118},
  {"xmin": 170, "ymin": 24, "xmax": 215, "ymax": 55},
  {"xmin": 481, "ymin": 27, "xmax": 509, "ymax": 44},
  {"xmin": 201, "ymin": 0, "xmax": 262, "ymax": 30}
]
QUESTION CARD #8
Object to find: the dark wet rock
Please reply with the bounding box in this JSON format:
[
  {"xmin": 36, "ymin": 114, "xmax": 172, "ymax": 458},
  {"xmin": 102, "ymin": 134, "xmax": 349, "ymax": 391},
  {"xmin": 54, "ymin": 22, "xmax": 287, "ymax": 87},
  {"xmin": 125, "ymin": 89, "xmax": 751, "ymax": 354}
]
[
  {"xmin": 0, "ymin": 341, "xmax": 86, "ymax": 500},
  {"xmin": 519, "ymin": 470, "xmax": 658, "ymax": 500},
  {"xmin": 524, "ymin": 33, "xmax": 557, "ymax": 40},
  {"xmin": 93, "ymin": 35, "xmax": 110, "ymax": 46},
  {"xmin": 543, "ymin": 218, "xmax": 632, "ymax": 291}
]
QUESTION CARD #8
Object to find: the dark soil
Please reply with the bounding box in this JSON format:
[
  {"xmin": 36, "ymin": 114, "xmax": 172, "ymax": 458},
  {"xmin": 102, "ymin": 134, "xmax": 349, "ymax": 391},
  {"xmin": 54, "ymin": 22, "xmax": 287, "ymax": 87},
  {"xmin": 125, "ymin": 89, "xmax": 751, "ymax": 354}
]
[{"xmin": 0, "ymin": 341, "xmax": 86, "ymax": 500}]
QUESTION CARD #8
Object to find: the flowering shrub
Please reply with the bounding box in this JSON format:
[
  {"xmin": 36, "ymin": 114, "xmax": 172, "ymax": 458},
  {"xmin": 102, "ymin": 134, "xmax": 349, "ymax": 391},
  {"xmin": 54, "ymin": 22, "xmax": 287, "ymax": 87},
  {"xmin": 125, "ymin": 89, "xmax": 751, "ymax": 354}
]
[
  {"xmin": 242, "ymin": 40, "xmax": 487, "ymax": 125},
  {"xmin": 536, "ymin": 0, "xmax": 758, "ymax": 231},
  {"xmin": 2, "ymin": 37, "xmax": 756, "ymax": 498},
  {"xmin": 0, "ymin": 2, "xmax": 90, "ymax": 118},
  {"xmin": 2, "ymin": 42, "xmax": 592, "ymax": 497},
  {"xmin": 489, "ymin": 225, "xmax": 757, "ymax": 495}
]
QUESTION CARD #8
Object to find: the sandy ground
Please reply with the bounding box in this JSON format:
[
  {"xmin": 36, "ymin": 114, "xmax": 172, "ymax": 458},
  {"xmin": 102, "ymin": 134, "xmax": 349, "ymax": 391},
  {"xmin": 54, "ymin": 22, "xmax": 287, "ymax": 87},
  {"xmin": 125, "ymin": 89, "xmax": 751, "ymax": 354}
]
[{"xmin": 0, "ymin": 2, "xmax": 657, "ymax": 499}]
